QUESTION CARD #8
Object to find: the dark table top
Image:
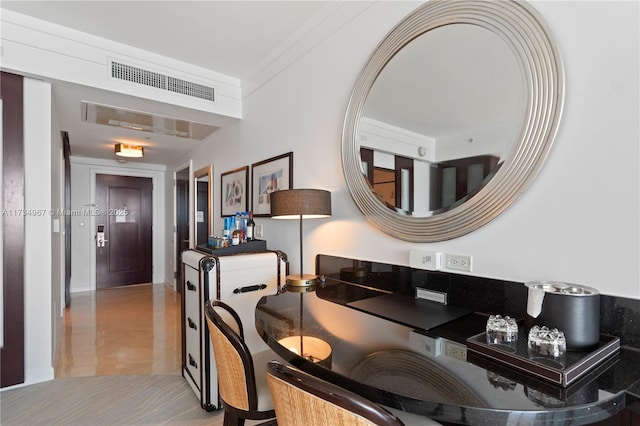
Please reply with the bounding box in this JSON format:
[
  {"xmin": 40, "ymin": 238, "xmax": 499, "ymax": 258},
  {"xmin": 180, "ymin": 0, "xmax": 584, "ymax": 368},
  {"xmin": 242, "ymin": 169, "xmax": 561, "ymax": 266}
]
[{"xmin": 255, "ymin": 279, "xmax": 640, "ymax": 425}]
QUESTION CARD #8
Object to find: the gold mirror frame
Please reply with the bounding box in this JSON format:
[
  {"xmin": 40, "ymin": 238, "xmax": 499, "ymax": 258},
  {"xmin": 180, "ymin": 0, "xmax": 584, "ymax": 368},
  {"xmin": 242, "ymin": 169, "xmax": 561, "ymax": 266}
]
[
  {"xmin": 194, "ymin": 165, "xmax": 213, "ymax": 247},
  {"xmin": 342, "ymin": 0, "xmax": 564, "ymax": 242}
]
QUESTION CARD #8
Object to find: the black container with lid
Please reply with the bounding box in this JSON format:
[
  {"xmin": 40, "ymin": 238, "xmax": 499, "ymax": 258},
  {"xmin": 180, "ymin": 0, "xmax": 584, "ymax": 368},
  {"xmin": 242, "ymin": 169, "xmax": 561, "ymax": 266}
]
[{"xmin": 525, "ymin": 281, "xmax": 600, "ymax": 351}]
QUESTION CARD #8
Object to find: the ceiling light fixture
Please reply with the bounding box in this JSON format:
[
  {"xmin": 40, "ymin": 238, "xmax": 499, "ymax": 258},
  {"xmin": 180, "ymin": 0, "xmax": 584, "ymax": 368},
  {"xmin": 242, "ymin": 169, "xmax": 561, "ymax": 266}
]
[{"xmin": 114, "ymin": 143, "xmax": 144, "ymax": 158}]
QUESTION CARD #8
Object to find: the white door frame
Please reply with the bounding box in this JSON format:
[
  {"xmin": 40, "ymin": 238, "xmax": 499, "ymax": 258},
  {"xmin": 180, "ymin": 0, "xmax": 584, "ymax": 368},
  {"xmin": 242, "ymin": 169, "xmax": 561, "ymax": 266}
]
[
  {"xmin": 173, "ymin": 160, "xmax": 192, "ymax": 290},
  {"xmin": 89, "ymin": 167, "xmax": 165, "ymax": 291}
]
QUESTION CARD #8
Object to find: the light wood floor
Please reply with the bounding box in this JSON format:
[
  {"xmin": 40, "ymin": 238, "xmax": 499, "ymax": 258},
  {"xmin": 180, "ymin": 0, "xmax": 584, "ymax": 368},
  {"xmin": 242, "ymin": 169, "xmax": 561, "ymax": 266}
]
[
  {"xmin": 56, "ymin": 283, "xmax": 182, "ymax": 378},
  {"xmin": 47, "ymin": 283, "xmax": 264, "ymax": 425}
]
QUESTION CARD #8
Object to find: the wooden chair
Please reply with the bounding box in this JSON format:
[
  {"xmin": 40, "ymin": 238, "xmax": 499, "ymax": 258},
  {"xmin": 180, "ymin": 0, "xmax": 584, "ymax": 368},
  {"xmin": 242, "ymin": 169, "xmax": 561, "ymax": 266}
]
[
  {"xmin": 266, "ymin": 360, "xmax": 406, "ymax": 426},
  {"xmin": 204, "ymin": 300, "xmax": 276, "ymax": 426}
]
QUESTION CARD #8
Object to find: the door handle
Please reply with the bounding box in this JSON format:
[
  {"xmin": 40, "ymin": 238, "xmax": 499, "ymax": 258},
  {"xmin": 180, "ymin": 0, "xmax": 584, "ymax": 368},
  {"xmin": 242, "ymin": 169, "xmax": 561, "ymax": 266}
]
[
  {"xmin": 96, "ymin": 235, "xmax": 108, "ymax": 247},
  {"xmin": 96, "ymin": 224, "xmax": 107, "ymax": 247}
]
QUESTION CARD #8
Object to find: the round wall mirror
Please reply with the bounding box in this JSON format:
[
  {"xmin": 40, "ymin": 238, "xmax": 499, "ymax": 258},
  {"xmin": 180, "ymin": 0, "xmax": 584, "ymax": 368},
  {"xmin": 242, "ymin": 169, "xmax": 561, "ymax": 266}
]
[{"xmin": 342, "ymin": 0, "xmax": 564, "ymax": 242}]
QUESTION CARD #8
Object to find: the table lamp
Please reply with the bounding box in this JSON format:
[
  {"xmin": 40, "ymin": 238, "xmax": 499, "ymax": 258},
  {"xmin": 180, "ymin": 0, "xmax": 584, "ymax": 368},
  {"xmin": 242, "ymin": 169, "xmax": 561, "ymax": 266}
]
[{"xmin": 270, "ymin": 189, "xmax": 331, "ymax": 290}]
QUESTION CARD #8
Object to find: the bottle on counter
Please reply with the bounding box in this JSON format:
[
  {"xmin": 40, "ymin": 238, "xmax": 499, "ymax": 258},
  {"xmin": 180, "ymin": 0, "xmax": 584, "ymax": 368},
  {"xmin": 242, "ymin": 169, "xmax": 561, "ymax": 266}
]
[
  {"xmin": 238, "ymin": 211, "xmax": 246, "ymax": 243},
  {"xmin": 234, "ymin": 213, "xmax": 244, "ymax": 243},
  {"xmin": 231, "ymin": 228, "xmax": 242, "ymax": 246},
  {"xmin": 246, "ymin": 211, "xmax": 255, "ymax": 241},
  {"xmin": 223, "ymin": 217, "xmax": 231, "ymax": 243},
  {"xmin": 228, "ymin": 216, "xmax": 237, "ymax": 244}
]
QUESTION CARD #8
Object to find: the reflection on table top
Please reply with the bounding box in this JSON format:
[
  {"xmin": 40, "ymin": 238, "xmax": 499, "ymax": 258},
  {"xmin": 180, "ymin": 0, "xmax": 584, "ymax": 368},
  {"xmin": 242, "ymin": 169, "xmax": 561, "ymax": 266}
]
[{"xmin": 255, "ymin": 279, "xmax": 639, "ymax": 425}]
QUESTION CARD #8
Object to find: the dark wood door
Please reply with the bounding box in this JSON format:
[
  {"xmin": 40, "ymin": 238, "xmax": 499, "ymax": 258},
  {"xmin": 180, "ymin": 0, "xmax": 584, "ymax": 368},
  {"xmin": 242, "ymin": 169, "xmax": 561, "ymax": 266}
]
[
  {"xmin": 96, "ymin": 174, "xmax": 152, "ymax": 288},
  {"xmin": 1, "ymin": 71, "xmax": 25, "ymax": 388},
  {"xmin": 360, "ymin": 148, "xmax": 415, "ymax": 213},
  {"xmin": 175, "ymin": 167, "xmax": 190, "ymax": 291},
  {"xmin": 434, "ymin": 155, "xmax": 499, "ymax": 211}
]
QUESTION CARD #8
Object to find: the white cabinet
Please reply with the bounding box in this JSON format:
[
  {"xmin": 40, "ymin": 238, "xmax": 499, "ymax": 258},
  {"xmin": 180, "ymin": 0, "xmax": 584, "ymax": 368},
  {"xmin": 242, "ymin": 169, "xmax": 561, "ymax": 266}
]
[
  {"xmin": 181, "ymin": 249, "xmax": 287, "ymax": 410},
  {"xmin": 182, "ymin": 259, "xmax": 203, "ymax": 400}
]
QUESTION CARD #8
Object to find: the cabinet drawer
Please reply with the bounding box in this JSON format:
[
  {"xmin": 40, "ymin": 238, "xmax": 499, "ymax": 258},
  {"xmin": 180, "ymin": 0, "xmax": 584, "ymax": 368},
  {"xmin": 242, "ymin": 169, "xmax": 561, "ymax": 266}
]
[
  {"xmin": 185, "ymin": 324, "xmax": 201, "ymax": 382},
  {"xmin": 184, "ymin": 266, "xmax": 200, "ymax": 312},
  {"xmin": 183, "ymin": 264, "xmax": 201, "ymax": 385}
]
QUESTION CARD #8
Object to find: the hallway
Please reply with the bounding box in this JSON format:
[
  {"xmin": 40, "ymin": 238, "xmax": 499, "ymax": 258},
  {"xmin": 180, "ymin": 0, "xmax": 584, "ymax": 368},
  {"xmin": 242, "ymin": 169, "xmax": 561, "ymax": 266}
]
[{"xmin": 56, "ymin": 283, "xmax": 181, "ymax": 378}]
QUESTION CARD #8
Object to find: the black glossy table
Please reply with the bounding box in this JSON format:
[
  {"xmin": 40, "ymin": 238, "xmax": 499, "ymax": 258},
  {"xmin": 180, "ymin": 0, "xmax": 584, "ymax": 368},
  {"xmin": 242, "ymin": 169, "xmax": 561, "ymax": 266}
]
[{"xmin": 255, "ymin": 279, "xmax": 640, "ymax": 425}]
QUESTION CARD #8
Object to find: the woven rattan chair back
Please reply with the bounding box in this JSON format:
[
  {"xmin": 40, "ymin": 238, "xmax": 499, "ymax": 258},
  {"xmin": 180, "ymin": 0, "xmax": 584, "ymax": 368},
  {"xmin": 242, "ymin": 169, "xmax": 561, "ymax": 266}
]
[
  {"xmin": 266, "ymin": 360, "xmax": 405, "ymax": 426},
  {"xmin": 205, "ymin": 300, "xmax": 275, "ymax": 426}
]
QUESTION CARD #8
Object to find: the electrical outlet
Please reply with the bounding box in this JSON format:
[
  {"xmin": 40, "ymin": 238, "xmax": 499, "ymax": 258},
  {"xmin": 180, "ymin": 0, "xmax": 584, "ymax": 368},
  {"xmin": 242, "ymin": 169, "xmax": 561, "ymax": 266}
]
[
  {"xmin": 255, "ymin": 224, "xmax": 263, "ymax": 239},
  {"xmin": 444, "ymin": 340, "xmax": 467, "ymax": 361},
  {"xmin": 445, "ymin": 253, "xmax": 472, "ymax": 272}
]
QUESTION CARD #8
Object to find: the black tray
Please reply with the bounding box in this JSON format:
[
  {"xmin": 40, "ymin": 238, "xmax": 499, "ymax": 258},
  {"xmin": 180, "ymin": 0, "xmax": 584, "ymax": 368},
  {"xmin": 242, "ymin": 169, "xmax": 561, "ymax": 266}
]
[
  {"xmin": 466, "ymin": 330, "xmax": 619, "ymax": 387},
  {"xmin": 195, "ymin": 239, "xmax": 267, "ymax": 255},
  {"xmin": 467, "ymin": 350, "xmax": 619, "ymax": 403}
]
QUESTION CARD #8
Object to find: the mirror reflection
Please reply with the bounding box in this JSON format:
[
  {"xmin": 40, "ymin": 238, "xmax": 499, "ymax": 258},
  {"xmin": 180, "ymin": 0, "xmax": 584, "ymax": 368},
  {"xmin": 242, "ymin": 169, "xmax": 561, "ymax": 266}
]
[
  {"xmin": 194, "ymin": 165, "xmax": 212, "ymax": 247},
  {"xmin": 359, "ymin": 24, "xmax": 524, "ymax": 216}
]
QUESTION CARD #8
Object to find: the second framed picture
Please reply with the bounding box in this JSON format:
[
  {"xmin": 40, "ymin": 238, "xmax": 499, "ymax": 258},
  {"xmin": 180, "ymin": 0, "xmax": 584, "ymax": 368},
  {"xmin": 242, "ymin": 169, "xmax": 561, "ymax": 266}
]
[
  {"xmin": 251, "ymin": 152, "xmax": 293, "ymax": 217},
  {"xmin": 221, "ymin": 166, "xmax": 249, "ymax": 217}
]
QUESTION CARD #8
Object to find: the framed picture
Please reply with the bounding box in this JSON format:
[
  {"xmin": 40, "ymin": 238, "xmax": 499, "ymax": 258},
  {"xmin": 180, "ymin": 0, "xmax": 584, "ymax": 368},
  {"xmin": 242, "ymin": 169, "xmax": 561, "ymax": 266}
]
[
  {"xmin": 220, "ymin": 166, "xmax": 249, "ymax": 217},
  {"xmin": 251, "ymin": 152, "xmax": 293, "ymax": 217}
]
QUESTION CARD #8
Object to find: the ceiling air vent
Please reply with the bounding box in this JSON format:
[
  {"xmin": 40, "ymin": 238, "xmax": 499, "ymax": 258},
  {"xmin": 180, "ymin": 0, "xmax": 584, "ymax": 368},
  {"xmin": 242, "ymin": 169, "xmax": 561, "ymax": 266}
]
[{"xmin": 110, "ymin": 61, "xmax": 215, "ymax": 102}]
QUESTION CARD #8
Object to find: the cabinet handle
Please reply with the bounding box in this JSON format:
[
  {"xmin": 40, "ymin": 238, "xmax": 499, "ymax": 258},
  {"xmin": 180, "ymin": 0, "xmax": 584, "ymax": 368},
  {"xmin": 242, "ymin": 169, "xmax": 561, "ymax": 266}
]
[
  {"xmin": 188, "ymin": 317, "xmax": 197, "ymax": 330},
  {"xmin": 188, "ymin": 354, "xmax": 198, "ymax": 368},
  {"xmin": 233, "ymin": 284, "xmax": 267, "ymax": 294},
  {"xmin": 186, "ymin": 280, "xmax": 196, "ymax": 291}
]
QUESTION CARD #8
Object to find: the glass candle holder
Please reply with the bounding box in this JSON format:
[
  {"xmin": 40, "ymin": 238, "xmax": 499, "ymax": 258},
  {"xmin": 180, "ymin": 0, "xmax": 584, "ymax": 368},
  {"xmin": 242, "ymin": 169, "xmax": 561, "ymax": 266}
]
[
  {"xmin": 486, "ymin": 315, "xmax": 519, "ymax": 345},
  {"xmin": 528, "ymin": 325, "xmax": 567, "ymax": 368}
]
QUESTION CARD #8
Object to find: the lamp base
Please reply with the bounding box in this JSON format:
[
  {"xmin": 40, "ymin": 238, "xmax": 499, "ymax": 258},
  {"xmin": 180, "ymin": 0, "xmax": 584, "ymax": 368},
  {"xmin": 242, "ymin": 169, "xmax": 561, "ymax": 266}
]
[{"xmin": 285, "ymin": 274, "xmax": 319, "ymax": 290}]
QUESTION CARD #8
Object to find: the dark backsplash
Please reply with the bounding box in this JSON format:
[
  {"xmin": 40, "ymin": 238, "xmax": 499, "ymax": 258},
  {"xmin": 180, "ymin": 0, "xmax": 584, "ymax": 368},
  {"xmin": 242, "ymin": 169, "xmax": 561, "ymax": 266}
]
[
  {"xmin": 600, "ymin": 295, "xmax": 640, "ymax": 348},
  {"xmin": 316, "ymin": 254, "xmax": 640, "ymax": 349}
]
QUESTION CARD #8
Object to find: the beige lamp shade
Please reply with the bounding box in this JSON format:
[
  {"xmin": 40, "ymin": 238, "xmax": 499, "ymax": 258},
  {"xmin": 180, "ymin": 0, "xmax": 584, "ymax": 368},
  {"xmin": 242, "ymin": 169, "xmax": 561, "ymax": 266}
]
[{"xmin": 270, "ymin": 189, "xmax": 331, "ymax": 219}]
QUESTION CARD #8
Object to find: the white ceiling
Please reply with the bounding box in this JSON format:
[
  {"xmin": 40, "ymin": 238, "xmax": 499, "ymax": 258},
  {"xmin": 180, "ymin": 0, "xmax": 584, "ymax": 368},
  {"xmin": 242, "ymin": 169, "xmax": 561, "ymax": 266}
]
[{"xmin": 1, "ymin": 1, "xmax": 329, "ymax": 165}]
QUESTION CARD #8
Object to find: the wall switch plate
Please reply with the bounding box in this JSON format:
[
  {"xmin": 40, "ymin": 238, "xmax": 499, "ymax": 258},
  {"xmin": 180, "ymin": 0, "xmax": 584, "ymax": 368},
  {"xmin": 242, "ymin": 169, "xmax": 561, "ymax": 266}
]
[
  {"xmin": 409, "ymin": 250, "xmax": 443, "ymax": 271},
  {"xmin": 445, "ymin": 253, "xmax": 472, "ymax": 272},
  {"xmin": 409, "ymin": 330, "xmax": 442, "ymax": 358}
]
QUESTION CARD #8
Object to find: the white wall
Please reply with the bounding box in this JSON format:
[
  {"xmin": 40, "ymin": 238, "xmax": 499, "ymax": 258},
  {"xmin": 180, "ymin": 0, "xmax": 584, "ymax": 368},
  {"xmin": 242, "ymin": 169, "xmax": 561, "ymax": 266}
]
[
  {"xmin": 69, "ymin": 158, "xmax": 167, "ymax": 292},
  {"xmin": 23, "ymin": 78, "xmax": 55, "ymax": 384},
  {"xmin": 50, "ymin": 89, "xmax": 64, "ymax": 371},
  {"xmin": 170, "ymin": 1, "xmax": 639, "ymax": 299}
]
